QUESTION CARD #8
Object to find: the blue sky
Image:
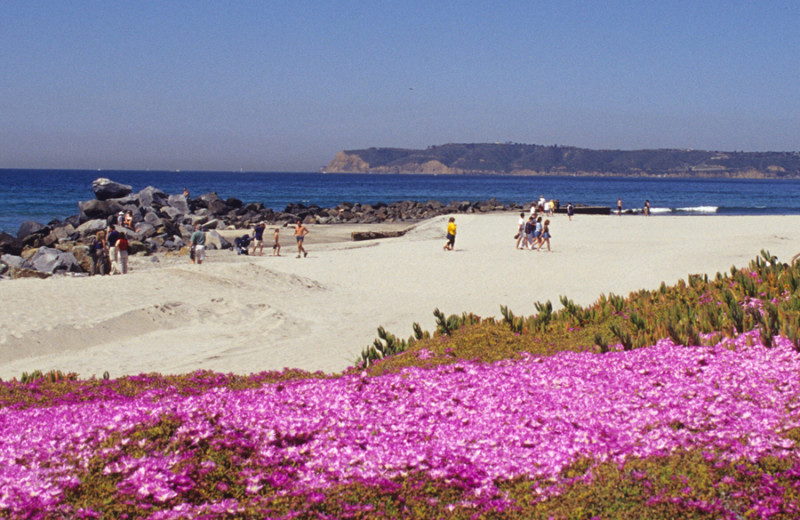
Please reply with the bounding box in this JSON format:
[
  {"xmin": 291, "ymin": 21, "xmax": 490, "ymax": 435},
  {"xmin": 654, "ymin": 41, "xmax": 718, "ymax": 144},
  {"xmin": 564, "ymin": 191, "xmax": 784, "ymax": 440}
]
[{"xmin": 1, "ymin": 1, "xmax": 798, "ymax": 171}]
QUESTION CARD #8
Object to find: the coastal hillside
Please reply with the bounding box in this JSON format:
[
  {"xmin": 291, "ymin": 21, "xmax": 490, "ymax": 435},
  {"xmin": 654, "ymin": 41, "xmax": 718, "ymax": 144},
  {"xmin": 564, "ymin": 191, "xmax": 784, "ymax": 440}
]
[{"xmin": 325, "ymin": 143, "xmax": 800, "ymax": 177}]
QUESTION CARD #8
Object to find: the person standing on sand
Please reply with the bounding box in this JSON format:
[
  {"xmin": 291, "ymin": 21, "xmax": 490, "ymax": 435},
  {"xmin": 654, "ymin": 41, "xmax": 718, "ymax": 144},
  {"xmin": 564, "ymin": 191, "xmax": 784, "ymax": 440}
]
[
  {"xmin": 443, "ymin": 216, "xmax": 456, "ymax": 251},
  {"xmin": 251, "ymin": 222, "xmax": 266, "ymax": 256},
  {"xmin": 644, "ymin": 200, "xmax": 651, "ymax": 216},
  {"xmin": 617, "ymin": 198, "xmax": 623, "ymax": 216},
  {"xmin": 273, "ymin": 228, "xmax": 281, "ymax": 256},
  {"xmin": 116, "ymin": 233, "xmax": 129, "ymax": 274},
  {"xmin": 90, "ymin": 230, "xmax": 107, "ymax": 276},
  {"xmin": 190, "ymin": 224, "xmax": 206, "ymax": 265},
  {"xmin": 567, "ymin": 202, "xmax": 574, "ymax": 221},
  {"xmin": 107, "ymin": 224, "xmax": 121, "ymax": 274},
  {"xmin": 294, "ymin": 220, "xmax": 309, "ymax": 258}
]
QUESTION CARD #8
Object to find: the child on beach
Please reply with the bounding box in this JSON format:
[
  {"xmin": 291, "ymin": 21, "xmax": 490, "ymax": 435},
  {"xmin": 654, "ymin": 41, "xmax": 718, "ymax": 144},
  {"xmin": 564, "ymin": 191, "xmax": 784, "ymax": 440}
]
[
  {"xmin": 443, "ymin": 217, "xmax": 456, "ymax": 251},
  {"xmin": 273, "ymin": 228, "xmax": 281, "ymax": 256}
]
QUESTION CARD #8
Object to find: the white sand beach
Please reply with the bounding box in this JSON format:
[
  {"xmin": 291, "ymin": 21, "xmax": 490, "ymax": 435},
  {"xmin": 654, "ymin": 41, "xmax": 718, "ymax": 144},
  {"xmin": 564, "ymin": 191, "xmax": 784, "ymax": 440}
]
[{"xmin": 1, "ymin": 213, "xmax": 799, "ymax": 380}]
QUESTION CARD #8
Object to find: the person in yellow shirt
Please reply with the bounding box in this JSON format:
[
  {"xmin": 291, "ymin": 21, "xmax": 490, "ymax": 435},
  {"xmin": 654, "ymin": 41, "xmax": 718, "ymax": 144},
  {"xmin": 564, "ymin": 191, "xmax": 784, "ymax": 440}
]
[{"xmin": 443, "ymin": 217, "xmax": 456, "ymax": 251}]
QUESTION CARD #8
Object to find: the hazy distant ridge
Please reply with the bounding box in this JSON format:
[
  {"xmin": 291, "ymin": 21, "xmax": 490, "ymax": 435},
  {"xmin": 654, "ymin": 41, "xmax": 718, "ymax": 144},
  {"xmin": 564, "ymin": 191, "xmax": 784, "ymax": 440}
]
[{"xmin": 325, "ymin": 143, "xmax": 800, "ymax": 177}]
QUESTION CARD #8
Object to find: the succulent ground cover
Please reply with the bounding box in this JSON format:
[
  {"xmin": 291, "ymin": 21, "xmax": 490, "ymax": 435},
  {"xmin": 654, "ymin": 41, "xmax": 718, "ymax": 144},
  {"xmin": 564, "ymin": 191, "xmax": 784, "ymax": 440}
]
[{"xmin": 2, "ymin": 251, "xmax": 800, "ymax": 518}]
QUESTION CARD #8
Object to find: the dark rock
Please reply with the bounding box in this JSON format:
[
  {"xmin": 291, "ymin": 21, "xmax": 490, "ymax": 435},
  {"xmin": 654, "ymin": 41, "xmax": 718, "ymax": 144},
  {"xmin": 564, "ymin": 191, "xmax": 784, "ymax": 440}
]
[
  {"xmin": 65, "ymin": 215, "xmax": 82, "ymax": 228},
  {"xmin": 128, "ymin": 240, "xmax": 147, "ymax": 255},
  {"xmin": 78, "ymin": 199, "xmax": 111, "ymax": 221},
  {"xmin": 207, "ymin": 199, "xmax": 228, "ymax": 216},
  {"xmin": 0, "ymin": 232, "xmax": 23, "ymax": 256},
  {"xmin": 29, "ymin": 247, "xmax": 83, "ymax": 274},
  {"xmin": 92, "ymin": 178, "xmax": 132, "ymax": 201},
  {"xmin": 351, "ymin": 230, "xmax": 407, "ymax": 241},
  {"xmin": 225, "ymin": 197, "xmax": 243, "ymax": 209},
  {"xmin": 17, "ymin": 220, "xmax": 47, "ymax": 240}
]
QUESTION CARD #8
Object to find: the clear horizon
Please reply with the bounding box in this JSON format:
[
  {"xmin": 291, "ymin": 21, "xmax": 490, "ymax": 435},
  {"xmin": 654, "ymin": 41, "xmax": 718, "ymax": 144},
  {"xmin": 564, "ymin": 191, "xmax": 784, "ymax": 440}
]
[{"xmin": 2, "ymin": 1, "xmax": 799, "ymax": 172}]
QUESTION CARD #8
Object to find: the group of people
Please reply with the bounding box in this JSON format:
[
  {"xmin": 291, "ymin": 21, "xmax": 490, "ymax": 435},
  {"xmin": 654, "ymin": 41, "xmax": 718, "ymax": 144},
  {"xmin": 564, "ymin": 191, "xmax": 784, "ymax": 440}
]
[
  {"xmin": 249, "ymin": 222, "xmax": 282, "ymax": 257},
  {"xmin": 89, "ymin": 223, "xmax": 130, "ymax": 275},
  {"xmin": 515, "ymin": 210, "xmax": 552, "ymax": 252},
  {"xmin": 233, "ymin": 219, "xmax": 309, "ymax": 259}
]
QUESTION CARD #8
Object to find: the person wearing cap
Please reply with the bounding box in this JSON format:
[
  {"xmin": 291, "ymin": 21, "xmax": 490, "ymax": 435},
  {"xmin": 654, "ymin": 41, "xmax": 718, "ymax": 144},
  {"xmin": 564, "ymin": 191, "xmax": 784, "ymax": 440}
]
[
  {"xmin": 116, "ymin": 211, "xmax": 125, "ymax": 227},
  {"xmin": 251, "ymin": 221, "xmax": 266, "ymax": 256}
]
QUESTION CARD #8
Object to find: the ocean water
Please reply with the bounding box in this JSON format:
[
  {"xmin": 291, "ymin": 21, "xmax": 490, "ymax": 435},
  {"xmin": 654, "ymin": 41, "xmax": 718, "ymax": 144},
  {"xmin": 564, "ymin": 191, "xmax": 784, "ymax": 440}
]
[{"xmin": 2, "ymin": 169, "xmax": 800, "ymax": 235}]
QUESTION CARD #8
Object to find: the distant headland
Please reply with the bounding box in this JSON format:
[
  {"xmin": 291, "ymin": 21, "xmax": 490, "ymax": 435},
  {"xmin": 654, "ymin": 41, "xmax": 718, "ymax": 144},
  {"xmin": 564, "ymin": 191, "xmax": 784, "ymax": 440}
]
[{"xmin": 324, "ymin": 143, "xmax": 800, "ymax": 178}]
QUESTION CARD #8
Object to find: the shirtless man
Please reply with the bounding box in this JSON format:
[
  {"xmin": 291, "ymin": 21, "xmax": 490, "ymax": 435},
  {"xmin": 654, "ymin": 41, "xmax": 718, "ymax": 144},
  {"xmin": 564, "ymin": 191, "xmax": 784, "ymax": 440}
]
[{"xmin": 294, "ymin": 220, "xmax": 309, "ymax": 258}]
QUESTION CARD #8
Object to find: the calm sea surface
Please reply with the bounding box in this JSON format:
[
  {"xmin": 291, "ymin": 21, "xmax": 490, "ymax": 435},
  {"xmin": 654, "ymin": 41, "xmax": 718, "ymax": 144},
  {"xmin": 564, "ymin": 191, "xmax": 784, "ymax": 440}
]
[{"xmin": 2, "ymin": 169, "xmax": 800, "ymax": 235}]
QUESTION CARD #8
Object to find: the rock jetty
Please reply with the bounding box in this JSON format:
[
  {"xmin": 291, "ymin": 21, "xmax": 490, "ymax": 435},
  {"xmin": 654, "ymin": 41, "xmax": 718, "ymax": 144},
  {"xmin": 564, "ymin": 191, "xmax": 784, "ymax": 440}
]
[{"xmin": 0, "ymin": 177, "xmax": 604, "ymax": 279}]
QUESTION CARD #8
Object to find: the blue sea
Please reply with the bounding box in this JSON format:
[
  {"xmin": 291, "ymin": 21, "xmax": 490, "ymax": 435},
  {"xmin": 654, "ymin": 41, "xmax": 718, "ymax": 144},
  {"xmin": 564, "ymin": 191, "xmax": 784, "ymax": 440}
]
[{"xmin": 2, "ymin": 169, "xmax": 800, "ymax": 235}]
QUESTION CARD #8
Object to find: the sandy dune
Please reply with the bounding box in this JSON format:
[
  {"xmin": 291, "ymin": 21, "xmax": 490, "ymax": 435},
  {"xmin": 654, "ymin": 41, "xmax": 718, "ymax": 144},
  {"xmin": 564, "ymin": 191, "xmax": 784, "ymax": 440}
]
[{"xmin": 2, "ymin": 213, "xmax": 799, "ymax": 380}]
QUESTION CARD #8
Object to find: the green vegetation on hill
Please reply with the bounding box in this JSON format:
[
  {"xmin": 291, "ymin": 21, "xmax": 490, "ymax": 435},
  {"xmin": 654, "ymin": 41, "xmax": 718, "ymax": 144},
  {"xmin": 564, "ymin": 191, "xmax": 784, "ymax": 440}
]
[{"xmin": 326, "ymin": 142, "xmax": 800, "ymax": 177}]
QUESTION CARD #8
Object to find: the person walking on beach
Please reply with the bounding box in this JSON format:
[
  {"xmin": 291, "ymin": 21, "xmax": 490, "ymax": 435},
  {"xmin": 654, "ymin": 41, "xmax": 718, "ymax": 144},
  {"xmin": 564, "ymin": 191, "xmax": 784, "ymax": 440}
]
[
  {"xmin": 273, "ymin": 228, "xmax": 281, "ymax": 256},
  {"xmin": 106, "ymin": 224, "xmax": 121, "ymax": 274},
  {"xmin": 533, "ymin": 216, "xmax": 543, "ymax": 249},
  {"xmin": 251, "ymin": 222, "xmax": 266, "ymax": 256},
  {"xmin": 524, "ymin": 216, "xmax": 535, "ymax": 249},
  {"xmin": 190, "ymin": 224, "xmax": 206, "ymax": 265},
  {"xmin": 567, "ymin": 202, "xmax": 574, "ymax": 221},
  {"xmin": 515, "ymin": 212, "xmax": 526, "ymax": 249},
  {"xmin": 617, "ymin": 198, "xmax": 623, "ymax": 216},
  {"xmin": 537, "ymin": 219, "xmax": 552, "ymax": 252},
  {"xmin": 644, "ymin": 200, "xmax": 651, "ymax": 216},
  {"xmin": 443, "ymin": 217, "xmax": 456, "ymax": 251},
  {"xmin": 294, "ymin": 220, "xmax": 309, "ymax": 258}
]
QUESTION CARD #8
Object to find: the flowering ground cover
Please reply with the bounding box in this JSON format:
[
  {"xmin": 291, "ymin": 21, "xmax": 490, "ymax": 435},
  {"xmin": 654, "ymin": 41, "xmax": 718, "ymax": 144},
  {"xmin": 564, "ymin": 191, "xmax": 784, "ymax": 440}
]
[
  {"xmin": 2, "ymin": 251, "xmax": 800, "ymax": 518},
  {"xmin": 1, "ymin": 335, "xmax": 800, "ymax": 518}
]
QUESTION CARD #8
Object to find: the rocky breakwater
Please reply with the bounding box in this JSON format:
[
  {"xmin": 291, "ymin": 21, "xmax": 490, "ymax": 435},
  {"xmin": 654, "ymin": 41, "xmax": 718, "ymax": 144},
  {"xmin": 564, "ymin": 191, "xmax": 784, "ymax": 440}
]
[{"xmin": 0, "ymin": 177, "xmax": 524, "ymax": 279}]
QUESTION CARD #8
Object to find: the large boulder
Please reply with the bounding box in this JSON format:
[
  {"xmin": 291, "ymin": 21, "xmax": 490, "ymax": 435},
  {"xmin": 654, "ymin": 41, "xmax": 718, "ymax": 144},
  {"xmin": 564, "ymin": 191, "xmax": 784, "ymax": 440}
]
[
  {"xmin": 161, "ymin": 206, "xmax": 184, "ymax": 221},
  {"xmin": 0, "ymin": 254, "xmax": 32, "ymax": 270},
  {"xmin": 207, "ymin": 199, "xmax": 228, "ymax": 216},
  {"xmin": 70, "ymin": 245, "xmax": 93, "ymax": 273},
  {"xmin": 92, "ymin": 178, "xmax": 132, "ymax": 201},
  {"xmin": 167, "ymin": 194, "xmax": 190, "ymax": 215},
  {"xmin": 143, "ymin": 211, "xmax": 164, "ymax": 227},
  {"xmin": 205, "ymin": 230, "xmax": 231, "ymax": 250},
  {"xmin": 138, "ymin": 186, "xmax": 168, "ymax": 209},
  {"xmin": 132, "ymin": 222, "xmax": 157, "ymax": 238},
  {"xmin": 78, "ymin": 199, "xmax": 111, "ymax": 221},
  {"xmin": 76, "ymin": 219, "xmax": 108, "ymax": 238},
  {"xmin": 17, "ymin": 220, "xmax": 46, "ymax": 240},
  {"xmin": 29, "ymin": 247, "xmax": 83, "ymax": 274}
]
